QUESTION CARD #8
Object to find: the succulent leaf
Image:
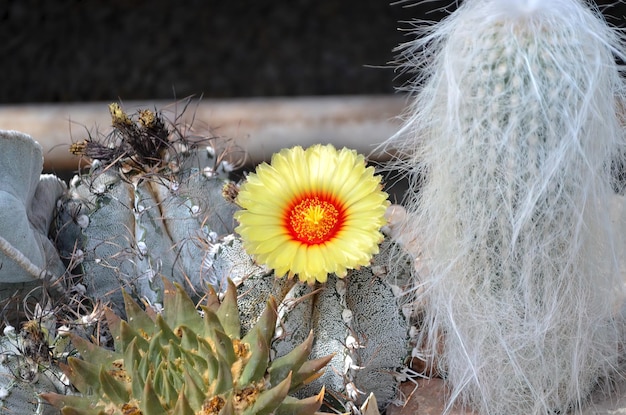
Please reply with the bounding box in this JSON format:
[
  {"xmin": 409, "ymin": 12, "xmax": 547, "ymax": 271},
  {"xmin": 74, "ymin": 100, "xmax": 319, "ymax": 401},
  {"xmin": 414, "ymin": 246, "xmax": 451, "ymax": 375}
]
[
  {"xmin": 274, "ymin": 387, "xmax": 325, "ymax": 415},
  {"xmin": 268, "ymin": 330, "xmax": 314, "ymax": 388},
  {"xmin": 67, "ymin": 357, "xmax": 101, "ymax": 394},
  {"xmin": 161, "ymin": 279, "xmax": 204, "ymax": 333},
  {"xmin": 242, "ymin": 372, "xmax": 292, "ymax": 415},
  {"xmin": 216, "ymin": 279, "xmax": 241, "ymax": 339},
  {"xmin": 141, "ymin": 372, "xmax": 168, "ymax": 415},
  {"xmin": 123, "ymin": 289, "xmax": 155, "ymax": 335},
  {"xmin": 69, "ymin": 333, "xmax": 117, "ymax": 366},
  {"xmin": 237, "ymin": 325, "xmax": 269, "ymax": 386},
  {"xmin": 43, "ymin": 279, "xmax": 327, "ymax": 415},
  {"xmin": 172, "ymin": 386, "xmax": 195, "ymax": 415}
]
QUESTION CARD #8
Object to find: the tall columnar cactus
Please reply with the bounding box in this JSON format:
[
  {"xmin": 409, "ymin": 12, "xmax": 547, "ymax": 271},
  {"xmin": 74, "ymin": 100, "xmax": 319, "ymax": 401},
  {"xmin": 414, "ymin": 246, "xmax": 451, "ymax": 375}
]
[
  {"xmin": 42, "ymin": 278, "xmax": 330, "ymax": 415},
  {"xmin": 387, "ymin": 0, "xmax": 626, "ymax": 413}
]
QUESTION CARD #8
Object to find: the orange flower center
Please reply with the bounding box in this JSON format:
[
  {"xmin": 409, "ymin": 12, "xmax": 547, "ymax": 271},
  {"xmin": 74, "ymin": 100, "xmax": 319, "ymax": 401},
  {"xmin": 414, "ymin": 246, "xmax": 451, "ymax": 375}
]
[{"xmin": 287, "ymin": 196, "xmax": 343, "ymax": 245}]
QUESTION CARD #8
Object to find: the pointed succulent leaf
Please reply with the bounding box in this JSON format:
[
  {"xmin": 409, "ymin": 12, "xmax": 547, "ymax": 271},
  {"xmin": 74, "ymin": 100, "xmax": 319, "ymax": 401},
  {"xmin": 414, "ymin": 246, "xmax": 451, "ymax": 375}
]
[
  {"xmin": 197, "ymin": 335, "xmax": 219, "ymax": 380},
  {"xmin": 175, "ymin": 329, "xmax": 210, "ymax": 377},
  {"xmin": 123, "ymin": 338, "xmax": 142, "ymax": 380},
  {"xmin": 242, "ymin": 297, "xmax": 277, "ymax": 347},
  {"xmin": 268, "ymin": 330, "xmax": 314, "ymax": 388},
  {"xmin": 120, "ymin": 319, "xmax": 149, "ymax": 352},
  {"xmin": 123, "ymin": 289, "xmax": 156, "ymax": 336},
  {"xmin": 172, "ymin": 385, "xmax": 195, "ymax": 415},
  {"xmin": 69, "ymin": 333, "xmax": 118, "ymax": 366},
  {"xmin": 99, "ymin": 366, "xmax": 130, "ymax": 405},
  {"xmin": 242, "ymin": 371, "xmax": 292, "ymax": 415},
  {"xmin": 57, "ymin": 361, "xmax": 90, "ymax": 395},
  {"xmin": 179, "ymin": 325, "xmax": 199, "ymax": 351},
  {"xmin": 237, "ymin": 325, "xmax": 269, "ymax": 386},
  {"xmin": 140, "ymin": 372, "xmax": 168, "ymax": 415},
  {"xmin": 41, "ymin": 392, "xmax": 100, "ymax": 412},
  {"xmin": 201, "ymin": 306, "xmax": 227, "ymax": 337},
  {"xmin": 216, "ymin": 279, "xmax": 241, "ymax": 339},
  {"xmin": 153, "ymin": 360, "xmax": 178, "ymax": 409},
  {"xmin": 183, "ymin": 367, "xmax": 206, "ymax": 410},
  {"xmin": 360, "ymin": 393, "xmax": 381, "ymax": 415},
  {"xmin": 68, "ymin": 357, "xmax": 102, "ymax": 394},
  {"xmin": 274, "ymin": 386, "xmax": 325, "ymax": 415},
  {"xmin": 161, "ymin": 278, "xmax": 204, "ymax": 333},
  {"xmin": 177, "ymin": 345, "xmax": 208, "ymax": 388},
  {"xmin": 213, "ymin": 353, "xmax": 234, "ymax": 396},
  {"xmin": 212, "ymin": 329, "xmax": 236, "ymax": 366},
  {"xmin": 291, "ymin": 354, "xmax": 335, "ymax": 390},
  {"xmin": 204, "ymin": 284, "xmax": 221, "ymax": 313},
  {"xmin": 146, "ymin": 333, "xmax": 166, "ymax": 370},
  {"xmin": 104, "ymin": 307, "xmax": 123, "ymax": 352},
  {"xmin": 155, "ymin": 314, "xmax": 180, "ymax": 346},
  {"xmin": 131, "ymin": 359, "xmax": 146, "ymax": 402}
]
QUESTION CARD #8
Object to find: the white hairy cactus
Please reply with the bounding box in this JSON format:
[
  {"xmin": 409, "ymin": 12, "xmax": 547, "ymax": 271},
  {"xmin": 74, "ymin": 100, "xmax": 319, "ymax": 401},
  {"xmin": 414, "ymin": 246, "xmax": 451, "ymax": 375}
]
[
  {"xmin": 387, "ymin": 0, "xmax": 626, "ymax": 413},
  {"xmin": 0, "ymin": 131, "xmax": 66, "ymax": 289}
]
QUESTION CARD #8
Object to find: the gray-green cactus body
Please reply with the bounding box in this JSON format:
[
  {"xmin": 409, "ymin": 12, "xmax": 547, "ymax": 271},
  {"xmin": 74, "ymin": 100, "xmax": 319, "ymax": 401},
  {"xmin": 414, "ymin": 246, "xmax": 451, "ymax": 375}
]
[
  {"xmin": 56, "ymin": 152, "xmax": 237, "ymax": 313},
  {"xmin": 0, "ymin": 130, "xmax": 66, "ymax": 303},
  {"xmin": 213, "ymin": 237, "xmax": 410, "ymax": 412},
  {"xmin": 0, "ymin": 323, "xmax": 71, "ymax": 415}
]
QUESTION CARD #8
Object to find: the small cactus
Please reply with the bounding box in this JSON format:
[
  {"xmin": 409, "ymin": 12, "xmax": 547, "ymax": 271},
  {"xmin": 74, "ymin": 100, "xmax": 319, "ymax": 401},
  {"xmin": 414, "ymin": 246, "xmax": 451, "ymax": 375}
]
[
  {"xmin": 212, "ymin": 237, "xmax": 411, "ymax": 413},
  {"xmin": 54, "ymin": 103, "xmax": 238, "ymax": 313},
  {"xmin": 42, "ymin": 278, "xmax": 330, "ymax": 415}
]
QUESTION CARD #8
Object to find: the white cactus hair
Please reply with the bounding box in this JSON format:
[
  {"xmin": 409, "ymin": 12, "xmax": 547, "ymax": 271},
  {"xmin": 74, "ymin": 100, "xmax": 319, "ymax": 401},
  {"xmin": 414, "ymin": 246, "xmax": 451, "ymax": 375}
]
[{"xmin": 386, "ymin": 0, "xmax": 626, "ymax": 413}]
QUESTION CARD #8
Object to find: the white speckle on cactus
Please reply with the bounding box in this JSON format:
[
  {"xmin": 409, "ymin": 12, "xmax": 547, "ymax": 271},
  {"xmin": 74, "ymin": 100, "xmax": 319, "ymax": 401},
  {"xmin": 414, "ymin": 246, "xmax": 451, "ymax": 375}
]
[
  {"xmin": 220, "ymin": 160, "xmax": 234, "ymax": 173},
  {"xmin": 2, "ymin": 326, "xmax": 14, "ymax": 339},
  {"xmin": 342, "ymin": 308, "xmax": 353, "ymax": 324},
  {"xmin": 191, "ymin": 205, "xmax": 200, "ymax": 215},
  {"xmin": 346, "ymin": 335, "xmax": 362, "ymax": 350},
  {"xmin": 137, "ymin": 241, "xmax": 147, "ymax": 256},
  {"xmin": 0, "ymin": 387, "xmax": 9, "ymax": 400},
  {"xmin": 76, "ymin": 215, "xmax": 89, "ymax": 229},
  {"xmin": 206, "ymin": 146, "xmax": 215, "ymax": 158},
  {"xmin": 93, "ymin": 182, "xmax": 106, "ymax": 195},
  {"xmin": 169, "ymin": 181, "xmax": 179, "ymax": 193},
  {"xmin": 57, "ymin": 325, "xmax": 70, "ymax": 337},
  {"xmin": 73, "ymin": 249, "xmax": 84, "ymax": 264},
  {"xmin": 335, "ymin": 278, "xmax": 347, "ymax": 297},
  {"xmin": 202, "ymin": 166, "xmax": 216, "ymax": 178},
  {"xmin": 136, "ymin": 204, "xmax": 145, "ymax": 213}
]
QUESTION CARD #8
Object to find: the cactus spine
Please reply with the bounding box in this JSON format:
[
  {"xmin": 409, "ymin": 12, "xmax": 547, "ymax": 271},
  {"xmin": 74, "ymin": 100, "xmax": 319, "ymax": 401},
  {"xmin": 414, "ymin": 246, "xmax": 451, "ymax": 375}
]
[{"xmin": 389, "ymin": 0, "xmax": 626, "ymax": 413}]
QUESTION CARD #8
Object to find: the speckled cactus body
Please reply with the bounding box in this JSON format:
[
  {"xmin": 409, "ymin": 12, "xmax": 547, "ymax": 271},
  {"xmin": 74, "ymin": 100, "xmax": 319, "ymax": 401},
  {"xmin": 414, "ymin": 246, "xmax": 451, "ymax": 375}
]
[
  {"xmin": 212, "ymin": 238, "xmax": 411, "ymax": 412},
  {"xmin": 55, "ymin": 105, "xmax": 238, "ymax": 312}
]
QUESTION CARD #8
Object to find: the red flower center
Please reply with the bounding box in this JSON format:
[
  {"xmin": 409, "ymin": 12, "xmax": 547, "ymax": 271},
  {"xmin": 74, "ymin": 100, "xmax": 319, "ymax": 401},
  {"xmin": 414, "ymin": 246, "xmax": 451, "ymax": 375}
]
[{"xmin": 287, "ymin": 195, "xmax": 344, "ymax": 245}]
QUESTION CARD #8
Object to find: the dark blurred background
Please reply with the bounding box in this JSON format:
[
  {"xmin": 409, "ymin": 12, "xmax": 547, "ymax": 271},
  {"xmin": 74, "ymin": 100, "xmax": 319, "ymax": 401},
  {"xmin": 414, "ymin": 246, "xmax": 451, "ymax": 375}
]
[
  {"xmin": 0, "ymin": 1, "xmax": 449, "ymax": 103},
  {"xmin": 1, "ymin": 0, "xmax": 625, "ymax": 103}
]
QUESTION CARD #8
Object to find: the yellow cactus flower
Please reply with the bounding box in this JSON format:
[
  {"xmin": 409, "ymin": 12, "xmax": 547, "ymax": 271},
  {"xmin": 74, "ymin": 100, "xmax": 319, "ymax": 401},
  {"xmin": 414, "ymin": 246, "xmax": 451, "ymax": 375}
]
[{"xmin": 235, "ymin": 144, "xmax": 389, "ymax": 284}]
